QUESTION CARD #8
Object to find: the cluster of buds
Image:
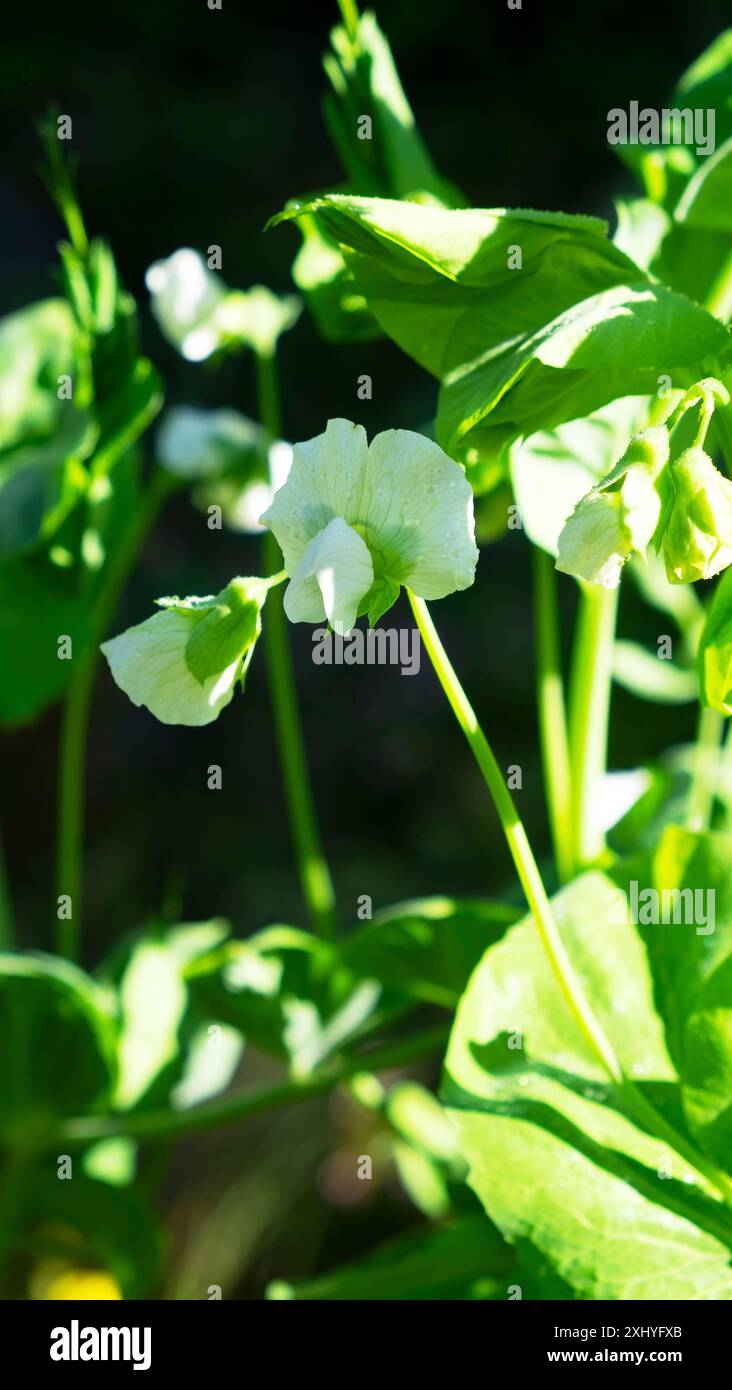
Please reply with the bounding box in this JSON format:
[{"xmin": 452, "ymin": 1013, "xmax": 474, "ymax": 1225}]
[{"xmin": 557, "ymin": 379, "xmax": 732, "ymax": 589}]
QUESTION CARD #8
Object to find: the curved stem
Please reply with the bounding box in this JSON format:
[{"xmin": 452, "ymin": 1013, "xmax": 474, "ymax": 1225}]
[
  {"xmin": 568, "ymin": 584, "xmax": 618, "ymax": 868},
  {"xmin": 408, "ymin": 591, "xmax": 732, "ymax": 1210},
  {"xmin": 255, "ymin": 348, "xmax": 337, "ymax": 939},
  {"xmin": 55, "ymin": 469, "xmax": 174, "ymax": 959},
  {"xmin": 532, "ymin": 548, "xmax": 573, "ymax": 883},
  {"xmin": 687, "ymin": 704, "xmax": 724, "ymax": 833},
  {"xmin": 705, "ymin": 245, "xmax": 732, "ymax": 323},
  {"xmin": 56, "ymin": 1023, "xmax": 449, "ymax": 1147},
  {"xmin": 407, "ymin": 590, "xmax": 623, "ymax": 1083}
]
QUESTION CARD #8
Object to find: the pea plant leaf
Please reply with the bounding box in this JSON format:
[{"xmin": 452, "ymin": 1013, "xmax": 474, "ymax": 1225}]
[
  {"xmin": 443, "ymin": 871, "xmax": 732, "ymax": 1299},
  {"xmin": 0, "ymin": 954, "xmax": 117, "ymax": 1142},
  {"xmin": 186, "ymin": 926, "xmax": 382, "ymax": 1077},
  {"xmin": 0, "ymin": 405, "xmax": 95, "ymax": 561},
  {"xmin": 699, "ymin": 565, "xmax": 732, "ymax": 714},
  {"xmin": 0, "ymin": 298, "xmax": 77, "ymax": 450},
  {"xmin": 343, "ymin": 896, "xmax": 520, "ymax": 1009},
  {"xmin": 322, "ymin": 8, "xmax": 461, "ymax": 205},
  {"xmin": 267, "ymin": 1213, "xmax": 515, "ymax": 1301},
  {"xmin": 638, "ymin": 827, "xmax": 732, "ymax": 1170},
  {"xmin": 276, "ymin": 195, "xmax": 732, "ymax": 471},
  {"xmin": 0, "ymin": 299, "xmax": 98, "ymax": 561},
  {"xmin": 97, "ymin": 919, "xmax": 232, "ymax": 1113},
  {"xmin": 288, "ymin": 6, "xmax": 462, "ymax": 342},
  {"xmin": 675, "ymin": 135, "xmax": 732, "ymax": 234}
]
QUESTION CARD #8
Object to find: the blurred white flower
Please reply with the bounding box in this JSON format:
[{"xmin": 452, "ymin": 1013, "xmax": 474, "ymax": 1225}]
[
  {"xmin": 146, "ymin": 251, "xmax": 301, "ymax": 361},
  {"xmin": 156, "ymin": 406, "xmax": 292, "ymax": 533},
  {"xmin": 145, "ymin": 250, "xmax": 226, "ymax": 361}
]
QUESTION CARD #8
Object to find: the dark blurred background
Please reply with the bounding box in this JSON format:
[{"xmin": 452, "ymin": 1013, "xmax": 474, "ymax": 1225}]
[{"xmin": 1, "ymin": 0, "xmax": 729, "ymax": 1295}]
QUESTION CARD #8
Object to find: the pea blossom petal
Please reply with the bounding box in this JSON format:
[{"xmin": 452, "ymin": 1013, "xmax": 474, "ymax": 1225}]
[
  {"xmin": 101, "ymin": 578, "xmax": 267, "ymax": 726},
  {"xmin": 261, "ymin": 418, "xmax": 478, "ymax": 626},
  {"xmin": 284, "ymin": 517, "xmax": 374, "ymax": 635}
]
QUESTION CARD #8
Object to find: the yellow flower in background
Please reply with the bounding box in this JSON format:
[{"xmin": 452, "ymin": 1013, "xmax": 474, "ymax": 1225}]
[{"xmin": 30, "ymin": 1260, "xmax": 122, "ymax": 1301}]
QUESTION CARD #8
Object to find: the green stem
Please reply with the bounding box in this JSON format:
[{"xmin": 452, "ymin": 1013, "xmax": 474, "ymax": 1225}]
[
  {"xmin": 407, "ymin": 590, "xmax": 623, "ymax": 1083},
  {"xmin": 57, "ymin": 1023, "xmax": 449, "ymax": 1147},
  {"xmin": 0, "ymin": 830, "xmax": 14, "ymax": 950},
  {"xmin": 532, "ymin": 548, "xmax": 573, "ymax": 883},
  {"xmin": 337, "ymin": 0, "xmax": 360, "ymax": 37},
  {"xmin": 705, "ymin": 246, "xmax": 732, "ymax": 323},
  {"xmin": 255, "ymin": 348, "xmax": 337, "ymax": 939},
  {"xmin": 686, "ymin": 704, "xmax": 724, "ymax": 833},
  {"xmin": 408, "ymin": 592, "xmax": 732, "ymax": 1211},
  {"xmin": 568, "ymin": 584, "xmax": 618, "ymax": 868},
  {"xmin": 56, "ymin": 469, "xmax": 174, "ymax": 960}
]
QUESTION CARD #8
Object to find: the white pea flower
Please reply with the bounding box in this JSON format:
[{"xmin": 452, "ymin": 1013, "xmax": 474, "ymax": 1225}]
[
  {"xmin": 156, "ymin": 406, "xmax": 293, "ymax": 533},
  {"xmin": 146, "ymin": 250, "xmax": 226, "ymax": 362},
  {"xmin": 556, "ymin": 427, "xmax": 669, "ymax": 589},
  {"xmin": 146, "ymin": 250, "xmax": 301, "ymax": 361},
  {"xmin": 260, "ymin": 417, "xmax": 479, "ymax": 634},
  {"xmin": 101, "ymin": 578, "xmax": 269, "ymax": 726}
]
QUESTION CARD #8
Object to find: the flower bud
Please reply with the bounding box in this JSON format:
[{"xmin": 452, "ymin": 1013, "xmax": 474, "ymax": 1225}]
[
  {"xmin": 556, "ymin": 427, "xmax": 668, "ymax": 589},
  {"xmin": 662, "ymin": 447, "xmax": 732, "ymax": 584}
]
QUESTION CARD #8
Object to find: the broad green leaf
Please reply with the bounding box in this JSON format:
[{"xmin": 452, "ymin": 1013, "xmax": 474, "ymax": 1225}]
[
  {"xmin": 289, "ymin": 213, "xmax": 379, "ymax": 342},
  {"xmin": 98, "ymin": 919, "xmax": 230, "ymax": 1111},
  {"xmin": 343, "ymin": 896, "xmax": 519, "ymax": 1008},
  {"xmin": 90, "ymin": 357, "xmax": 163, "ymax": 477},
  {"xmin": 0, "ymin": 954, "xmax": 116, "ymax": 1143},
  {"xmin": 676, "ymin": 135, "xmax": 732, "ymax": 233},
  {"xmin": 186, "ymin": 926, "xmax": 380, "ymax": 1076},
  {"xmin": 641, "ymin": 826, "xmax": 732, "ymax": 1168},
  {"xmin": 699, "ymin": 565, "xmax": 732, "ymax": 714},
  {"xmin": 267, "ymin": 1214, "xmax": 514, "ymax": 1300},
  {"xmin": 169, "ymin": 1020, "xmax": 243, "ymax": 1110},
  {"xmin": 612, "ymin": 639, "xmax": 698, "ymax": 704},
  {"xmin": 613, "ymin": 199, "xmax": 671, "ymax": 270},
  {"xmin": 0, "ymin": 299, "xmax": 76, "ymax": 451},
  {"xmin": 444, "ymin": 872, "xmax": 732, "ymax": 1299},
  {"xmin": 281, "ymin": 196, "xmax": 731, "ymax": 468},
  {"xmin": 0, "ymin": 406, "xmax": 95, "ymax": 560},
  {"xmin": 0, "ymin": 299, "xmax": 97, "ymax": 562}
]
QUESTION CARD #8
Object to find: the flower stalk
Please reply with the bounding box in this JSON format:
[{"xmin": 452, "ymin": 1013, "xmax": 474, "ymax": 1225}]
[{"xmin": 255, "ymin": 348, "xmax": 338, "ymax": 939}]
